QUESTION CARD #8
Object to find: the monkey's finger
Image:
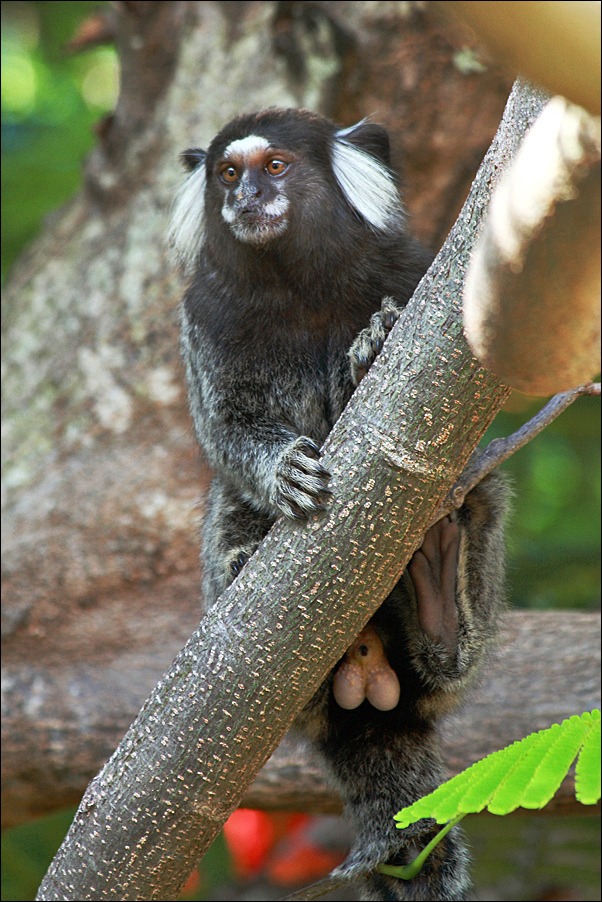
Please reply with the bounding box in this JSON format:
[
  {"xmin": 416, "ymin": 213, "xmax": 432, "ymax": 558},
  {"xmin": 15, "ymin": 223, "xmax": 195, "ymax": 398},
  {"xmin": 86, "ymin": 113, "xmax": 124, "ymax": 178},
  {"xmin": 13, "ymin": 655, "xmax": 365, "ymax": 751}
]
[
  {"xmin": 288, "ymin": 453, "xmax": 331, "ymax": 480},
  {"xmin": 380, "ymin": 296, "xmax": 402, "ymax": 330},
  {"xmin": 294, "ymin": 436, "xmax": 322, "ymax": 460},
  {"xmin": 286, "ymin": 470, "xmax": 332, "ymax": 497},
  {"xmin": 231, "ymin": 551, "xmax": 249, "ymax": 577},
  {"xmin": 275, "ymin": 493, "xmax": 310, "ymax": 520},
  {"xmin": 275, "ymin": 488, "xmax": 330, "ymax": 520}
]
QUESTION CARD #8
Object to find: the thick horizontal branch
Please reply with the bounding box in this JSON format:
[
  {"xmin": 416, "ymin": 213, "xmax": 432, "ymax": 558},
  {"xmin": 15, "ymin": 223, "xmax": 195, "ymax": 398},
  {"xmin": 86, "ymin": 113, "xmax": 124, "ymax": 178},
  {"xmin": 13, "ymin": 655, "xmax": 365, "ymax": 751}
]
[{"xmin": 3, "ymin": 612, "xmax": 598, "ymax": 837}]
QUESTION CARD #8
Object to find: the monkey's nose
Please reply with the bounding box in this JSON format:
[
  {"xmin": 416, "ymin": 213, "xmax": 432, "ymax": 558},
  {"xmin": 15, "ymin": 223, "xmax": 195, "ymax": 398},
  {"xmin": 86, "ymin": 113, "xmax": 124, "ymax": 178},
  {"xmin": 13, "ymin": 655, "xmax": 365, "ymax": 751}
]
[{"xmin": 236, "ymin": 184, "xmax": 262, "ymax": 201}]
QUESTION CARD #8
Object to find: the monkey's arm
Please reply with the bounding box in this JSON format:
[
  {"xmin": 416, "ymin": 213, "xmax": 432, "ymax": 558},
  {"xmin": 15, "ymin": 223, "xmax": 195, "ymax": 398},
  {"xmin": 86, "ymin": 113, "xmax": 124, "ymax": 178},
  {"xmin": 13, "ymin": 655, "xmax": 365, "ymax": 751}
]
[{"xmin": 181, "ymin": 328, "xmax": 332, "ymax": 520}]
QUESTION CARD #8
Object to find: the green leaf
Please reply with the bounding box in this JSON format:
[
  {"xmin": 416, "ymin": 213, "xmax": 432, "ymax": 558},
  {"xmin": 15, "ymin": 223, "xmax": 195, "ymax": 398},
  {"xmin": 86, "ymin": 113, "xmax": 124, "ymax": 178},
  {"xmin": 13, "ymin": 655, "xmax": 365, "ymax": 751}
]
[
  {"xmin": 482, "ymin": 730, "xmax": 550, "ymax": 815},
  {"xmin": 395, "ymin": 711, "xmax": 600, "ymax": 828},
  {"xmin": 575, "ymin": 710, "xmax": 601, "ymax": 805},
  {"xmin": 519, "ymin": 714, "xmax": 591, "ymax": 809}
]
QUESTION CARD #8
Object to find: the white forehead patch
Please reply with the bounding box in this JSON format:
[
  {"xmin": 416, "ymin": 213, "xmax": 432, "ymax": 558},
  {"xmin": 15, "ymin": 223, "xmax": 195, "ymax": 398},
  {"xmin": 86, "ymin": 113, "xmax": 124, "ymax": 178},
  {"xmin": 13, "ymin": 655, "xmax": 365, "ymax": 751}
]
[
  {"xmin": 223, "ymin": 134, "xmax": 270, "ymax": 161},
  {"xmin": 331, "ymin": 134, "xmax": 404, "ymax": 231},
  {"xmin": 167, "ymin": 163, "xmax": 207, "ymax": 272}
]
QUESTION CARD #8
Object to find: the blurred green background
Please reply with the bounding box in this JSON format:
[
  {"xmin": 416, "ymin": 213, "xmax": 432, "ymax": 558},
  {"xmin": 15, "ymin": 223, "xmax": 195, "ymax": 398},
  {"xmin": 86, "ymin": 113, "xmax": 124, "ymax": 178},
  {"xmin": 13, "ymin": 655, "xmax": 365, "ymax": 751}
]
[
  {"xmin": 1, "ymin": 2, "xmax": 599, "ymax": 900},
  {"xmin": 1, "ymin": 0, "xmax": 118, "ymax": 279}
]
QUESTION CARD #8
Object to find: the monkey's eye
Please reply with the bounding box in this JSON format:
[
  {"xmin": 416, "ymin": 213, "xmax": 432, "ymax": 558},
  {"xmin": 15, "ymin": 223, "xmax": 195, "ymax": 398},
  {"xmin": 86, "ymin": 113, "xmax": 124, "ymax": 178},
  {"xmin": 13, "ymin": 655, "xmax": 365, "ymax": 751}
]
[
  {"xmin": 219, "ymin": 165, "xmax": 239, "ymax": 184},
  {"xmin": 265, "ymin": 159, "xmax": 289, "ymax": 177}
]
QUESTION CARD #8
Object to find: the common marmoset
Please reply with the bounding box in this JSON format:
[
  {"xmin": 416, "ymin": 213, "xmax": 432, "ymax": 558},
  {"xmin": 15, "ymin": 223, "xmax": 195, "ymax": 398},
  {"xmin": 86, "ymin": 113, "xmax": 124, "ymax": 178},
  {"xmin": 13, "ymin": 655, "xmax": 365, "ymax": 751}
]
[{"xmin": 170, "ymin": 108, "xmax": 508, "ymax": 900}]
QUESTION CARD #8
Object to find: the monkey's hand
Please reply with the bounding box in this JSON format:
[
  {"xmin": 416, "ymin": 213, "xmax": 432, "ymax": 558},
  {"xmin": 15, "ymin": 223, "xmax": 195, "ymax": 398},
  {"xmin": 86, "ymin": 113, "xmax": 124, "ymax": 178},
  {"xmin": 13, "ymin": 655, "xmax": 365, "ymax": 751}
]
[
  {"xmin": 348, "ymin": 297, "xmax": 402, "ymax": 385},
  {"xmin": 224, "ymin": 544, "xmax": 257, "ymax": 581},
  {"xmin": 270, "ymin": 436, "xmax": 332, "ymax": 520}
]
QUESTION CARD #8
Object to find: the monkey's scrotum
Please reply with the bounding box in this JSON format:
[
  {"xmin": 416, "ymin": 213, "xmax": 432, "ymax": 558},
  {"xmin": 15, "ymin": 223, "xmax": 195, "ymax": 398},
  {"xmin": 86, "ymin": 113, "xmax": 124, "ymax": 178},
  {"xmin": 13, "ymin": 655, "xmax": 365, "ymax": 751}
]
[{"xmin": 333, "ymin": 623, "xmax": 402, "ymax": 711}]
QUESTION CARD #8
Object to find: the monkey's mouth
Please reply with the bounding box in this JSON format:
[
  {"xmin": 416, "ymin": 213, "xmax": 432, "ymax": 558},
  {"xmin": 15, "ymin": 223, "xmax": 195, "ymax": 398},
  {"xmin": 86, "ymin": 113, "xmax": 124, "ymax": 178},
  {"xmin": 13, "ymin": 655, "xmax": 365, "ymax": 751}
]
[
  {"xmin": 239, "ymin": 209, "xmax": 285, "ymax": 226},
  {"xmin": 233, "ymin": 210, "xmax": 288, "ymax": 245}
]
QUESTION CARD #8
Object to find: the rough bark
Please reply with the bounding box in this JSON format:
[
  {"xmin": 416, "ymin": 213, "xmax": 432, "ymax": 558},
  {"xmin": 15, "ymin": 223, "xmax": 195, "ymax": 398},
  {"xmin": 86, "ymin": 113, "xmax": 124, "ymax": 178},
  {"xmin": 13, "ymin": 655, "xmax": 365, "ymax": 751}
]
[
  {"xmin": 2, "ymin": 0, "xmax": 514, "ymax": 829},
  {"xmin": 33, "ymin": 79, "xmax": 550, "ymax": 902}
]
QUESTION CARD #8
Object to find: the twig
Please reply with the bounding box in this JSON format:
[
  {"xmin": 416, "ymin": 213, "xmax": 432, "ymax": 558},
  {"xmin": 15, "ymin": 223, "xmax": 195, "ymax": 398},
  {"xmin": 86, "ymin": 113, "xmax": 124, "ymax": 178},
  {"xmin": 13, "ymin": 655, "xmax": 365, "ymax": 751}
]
[
  {"xmin": 280, "ymin": 872, "xmax": 361, "ymax": 901},
  {"xmin": 437, "ymin": 382, "xmax": 600, "ymax": 521}
]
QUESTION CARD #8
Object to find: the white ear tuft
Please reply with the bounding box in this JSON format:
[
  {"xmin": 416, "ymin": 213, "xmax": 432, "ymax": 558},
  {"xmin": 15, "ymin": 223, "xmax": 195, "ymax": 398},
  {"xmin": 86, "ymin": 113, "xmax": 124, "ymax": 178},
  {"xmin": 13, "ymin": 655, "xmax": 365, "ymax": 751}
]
[
  {"xmin": 167, "ymin": 164, "xmax": 207, "ymax": 272},
  {"xmin": 331, "ymin": 134, "xmax": 404, "ymax": 231}
]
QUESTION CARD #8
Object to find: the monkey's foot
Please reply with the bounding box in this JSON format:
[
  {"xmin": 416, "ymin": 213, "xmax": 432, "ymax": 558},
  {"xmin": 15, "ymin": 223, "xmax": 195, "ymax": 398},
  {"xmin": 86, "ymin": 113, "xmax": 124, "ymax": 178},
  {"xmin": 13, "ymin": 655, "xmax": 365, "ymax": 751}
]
[
  {"xmin": 408, "ymin": 516, "xmax": 460, "ymax": 653},
  {"xmin": 224, "ymin": 544, "xmax": 258, "ymax": 580},
  {"xmin": 271, "ymin": 436, "xmax": 332, "ymax": 520},
  {"xmin": 331, "ymin": 828, "xmax": 407, "ymax": 882},
  {"xmin": 333, "ymin": 823, "xmax": 473, "ymax": 901},
  {"xmin": 333, "ymin": 624, "xmax": 400, "ymax": 711},
  {"xmin": 348, "ymin": 297, "xmax": 402, "ymax": 385}
]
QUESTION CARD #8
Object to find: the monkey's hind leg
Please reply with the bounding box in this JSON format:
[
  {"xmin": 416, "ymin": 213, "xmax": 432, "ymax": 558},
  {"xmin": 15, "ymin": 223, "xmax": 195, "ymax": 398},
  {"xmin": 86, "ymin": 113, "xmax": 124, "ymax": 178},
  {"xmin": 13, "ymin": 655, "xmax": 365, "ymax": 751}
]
[
  {"xmin": 328, "ymin": 720, "xmax": 472, "ymax": 901},
  {"xmin": 201, "ymin": 478, "xmax": 274, "ymax": 610},
  {"xmin": 324, "ymin": 520, "xmax": 475, "ymax": 900},
  {"xmin": 329, "ymin": 476, "xmax": 508, "ymax": 899}
]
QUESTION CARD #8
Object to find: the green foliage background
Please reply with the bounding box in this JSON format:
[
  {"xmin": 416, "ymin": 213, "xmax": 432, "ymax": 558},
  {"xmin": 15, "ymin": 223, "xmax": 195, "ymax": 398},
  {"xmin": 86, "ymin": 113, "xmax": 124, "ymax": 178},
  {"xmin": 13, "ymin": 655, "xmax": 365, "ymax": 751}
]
[{"xmin": 1, "ymin": 2, "xmax": 600, "ymax": 900}]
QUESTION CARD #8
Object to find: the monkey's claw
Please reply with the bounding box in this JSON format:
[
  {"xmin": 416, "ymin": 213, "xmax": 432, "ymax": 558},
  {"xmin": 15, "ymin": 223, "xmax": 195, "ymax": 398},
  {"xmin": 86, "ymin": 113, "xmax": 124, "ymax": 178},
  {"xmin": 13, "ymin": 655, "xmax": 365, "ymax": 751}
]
[
  {"xmin": 272, "ymin": 436, "xmax": 332, "ymax": 520},
  {"xmin": 230, "ymin": 550, "xmax": 250, "ymax": 578}
]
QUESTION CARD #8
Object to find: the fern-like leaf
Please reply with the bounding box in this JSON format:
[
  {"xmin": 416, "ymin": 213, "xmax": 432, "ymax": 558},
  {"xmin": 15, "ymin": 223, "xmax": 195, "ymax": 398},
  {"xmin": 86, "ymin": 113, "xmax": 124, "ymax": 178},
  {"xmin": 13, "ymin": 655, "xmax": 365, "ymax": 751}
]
[
  {"xmin": 575, "ymin": 710, "xmax": 601, "ymax": 804},
  {"xmin": 394, "ymin": 710, "xmax": 601, "ymax": 829}
]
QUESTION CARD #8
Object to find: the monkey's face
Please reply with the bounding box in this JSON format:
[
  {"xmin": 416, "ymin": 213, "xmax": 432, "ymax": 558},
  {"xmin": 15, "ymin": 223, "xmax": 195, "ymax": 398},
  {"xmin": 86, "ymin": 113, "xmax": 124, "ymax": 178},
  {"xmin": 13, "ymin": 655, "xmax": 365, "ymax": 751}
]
[
  {"xmin": 169, "ymin": 109, "xmax": 405, "ymax": 272},
  {"xmin": 214, "ymin": 136, "xmax": 293, "ymax": 246}
]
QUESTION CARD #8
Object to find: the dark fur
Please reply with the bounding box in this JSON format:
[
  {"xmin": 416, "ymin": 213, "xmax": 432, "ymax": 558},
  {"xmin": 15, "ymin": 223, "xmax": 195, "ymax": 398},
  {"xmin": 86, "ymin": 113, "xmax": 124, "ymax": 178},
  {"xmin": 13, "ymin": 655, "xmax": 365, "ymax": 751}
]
[{"xmin": 173, "ymin": 108, "xmax": 508, "ymax": 900}]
